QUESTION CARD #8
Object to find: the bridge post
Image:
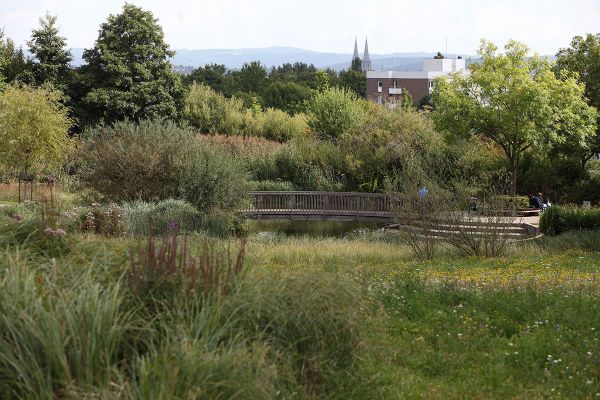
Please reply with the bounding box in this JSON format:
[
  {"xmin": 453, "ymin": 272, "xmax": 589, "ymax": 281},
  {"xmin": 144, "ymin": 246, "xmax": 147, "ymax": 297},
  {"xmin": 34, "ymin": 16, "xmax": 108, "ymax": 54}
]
[{"xmin": 290, "ymin": 193, "xmax": 296, "ymax": 218}]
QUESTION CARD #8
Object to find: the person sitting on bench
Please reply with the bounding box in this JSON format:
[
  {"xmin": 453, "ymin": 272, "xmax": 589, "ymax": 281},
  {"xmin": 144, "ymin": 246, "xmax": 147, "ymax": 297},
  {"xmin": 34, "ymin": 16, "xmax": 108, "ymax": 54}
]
[{"xmin": 530, "ymin": 193, "xmax": 543, "ymax": 209}]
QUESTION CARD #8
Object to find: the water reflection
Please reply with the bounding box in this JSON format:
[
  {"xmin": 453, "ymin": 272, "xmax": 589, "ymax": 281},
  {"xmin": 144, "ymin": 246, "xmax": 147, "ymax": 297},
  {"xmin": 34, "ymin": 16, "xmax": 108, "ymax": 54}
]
[{"xmin": 247, "ymin": 220, "xmax": 386, "ymax": 238}]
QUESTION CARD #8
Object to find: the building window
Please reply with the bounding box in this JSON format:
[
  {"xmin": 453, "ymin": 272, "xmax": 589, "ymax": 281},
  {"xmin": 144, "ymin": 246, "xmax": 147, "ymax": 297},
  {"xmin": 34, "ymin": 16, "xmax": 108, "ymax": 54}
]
[
  {"xmin": 392, "ymin": 80, "xmax": 398, "ymax": 88},
  {"xmin": 377, "ymin": 80, "xmax": 383, "ymax": 93}
]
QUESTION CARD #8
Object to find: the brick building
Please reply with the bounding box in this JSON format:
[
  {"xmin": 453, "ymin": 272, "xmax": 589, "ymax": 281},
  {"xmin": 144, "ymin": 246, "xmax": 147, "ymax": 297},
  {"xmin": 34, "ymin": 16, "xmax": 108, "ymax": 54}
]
[{"xmin": 366, "ymin": 57, "xmax": 466, "ymax": 105}]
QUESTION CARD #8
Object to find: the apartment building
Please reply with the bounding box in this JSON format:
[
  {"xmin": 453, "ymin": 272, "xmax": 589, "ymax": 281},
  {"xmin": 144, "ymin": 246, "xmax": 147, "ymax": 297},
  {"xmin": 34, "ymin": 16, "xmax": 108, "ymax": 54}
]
[{"xmin": 366, "ymin": 57, "xmax": 466, "ymax": 105}]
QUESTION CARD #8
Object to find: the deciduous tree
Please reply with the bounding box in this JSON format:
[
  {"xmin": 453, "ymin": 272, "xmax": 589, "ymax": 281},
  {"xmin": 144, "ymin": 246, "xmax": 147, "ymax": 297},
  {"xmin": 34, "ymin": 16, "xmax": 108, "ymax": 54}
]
[
  {"xmin": 432, "ymin": 40, "xmax": 596, "ymax": 195},
  {"xmin": 0, "ymin": 85, "xmax": 74, "ymax": 182}
]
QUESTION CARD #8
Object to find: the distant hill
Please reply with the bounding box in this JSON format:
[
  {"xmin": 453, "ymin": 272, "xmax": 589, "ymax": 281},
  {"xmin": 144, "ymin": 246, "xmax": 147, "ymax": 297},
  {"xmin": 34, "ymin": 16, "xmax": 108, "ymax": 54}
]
[{"xmin": 68, "ymin": 46, "xmax": 474, "ymax": 72}]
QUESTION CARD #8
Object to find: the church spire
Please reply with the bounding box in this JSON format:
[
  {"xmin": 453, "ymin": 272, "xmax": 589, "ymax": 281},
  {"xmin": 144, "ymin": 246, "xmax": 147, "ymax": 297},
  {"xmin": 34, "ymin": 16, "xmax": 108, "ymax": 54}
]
[
  {"xmin": 352, "ymin": 37, "xmax": 359, "ymax": 61},
  {"xmin": 362, "ymin": 37, "xmax": 372, "ymax": 72}
]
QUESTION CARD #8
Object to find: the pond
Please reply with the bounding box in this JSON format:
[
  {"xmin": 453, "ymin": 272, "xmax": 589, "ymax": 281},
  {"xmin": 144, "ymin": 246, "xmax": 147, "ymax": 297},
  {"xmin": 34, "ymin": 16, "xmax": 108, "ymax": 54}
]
[{"xmin": 246, "ymin": 220, "xmax": 387, "ymax": 238}]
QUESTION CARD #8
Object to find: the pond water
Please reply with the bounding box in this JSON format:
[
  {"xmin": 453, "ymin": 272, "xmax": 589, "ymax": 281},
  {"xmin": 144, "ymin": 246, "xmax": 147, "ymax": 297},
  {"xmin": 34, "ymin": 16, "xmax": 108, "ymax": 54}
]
[{"xmin": 246, "ymin": 220, "xmax": 387, "ymax": 238}]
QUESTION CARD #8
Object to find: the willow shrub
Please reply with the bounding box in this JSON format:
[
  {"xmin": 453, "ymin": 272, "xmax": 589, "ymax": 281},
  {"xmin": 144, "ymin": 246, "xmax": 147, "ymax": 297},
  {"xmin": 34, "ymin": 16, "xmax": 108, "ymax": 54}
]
[{"xmin": 78, "ymin": 120, "xmax": 250, "ymax": 236}]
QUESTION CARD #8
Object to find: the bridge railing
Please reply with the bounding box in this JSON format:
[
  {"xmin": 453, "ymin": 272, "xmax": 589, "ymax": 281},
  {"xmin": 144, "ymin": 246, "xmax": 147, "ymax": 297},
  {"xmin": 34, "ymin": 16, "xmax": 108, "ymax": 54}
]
[{"xmin": 245, "ymin": 191, "xmax": 392, "ymax": 215}]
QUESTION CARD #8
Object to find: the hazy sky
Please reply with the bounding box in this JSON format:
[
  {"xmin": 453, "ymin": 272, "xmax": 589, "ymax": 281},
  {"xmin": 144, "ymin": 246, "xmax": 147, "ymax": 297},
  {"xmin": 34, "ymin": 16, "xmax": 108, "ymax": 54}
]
[{"xmin": 1, "ymin": 0, "xmax": 599, "ymax": 55}]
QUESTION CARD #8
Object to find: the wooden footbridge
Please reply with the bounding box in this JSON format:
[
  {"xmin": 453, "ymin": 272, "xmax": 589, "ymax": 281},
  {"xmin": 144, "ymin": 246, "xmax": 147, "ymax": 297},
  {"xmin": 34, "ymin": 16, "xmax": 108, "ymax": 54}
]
[
  {"xmin": 244, "ymin": 191, "xmax": 395, "ymax": 222},
  {"xmin": 243, "ymin": 191, "xmax": 540, "ymax": 237}
]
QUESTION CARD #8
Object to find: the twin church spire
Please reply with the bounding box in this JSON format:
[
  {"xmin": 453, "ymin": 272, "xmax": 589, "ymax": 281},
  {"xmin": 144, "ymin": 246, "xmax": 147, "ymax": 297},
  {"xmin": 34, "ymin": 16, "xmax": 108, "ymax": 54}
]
[{"xmin": 352, "ymin": 37, "xmax": 372, "ymax": 72}]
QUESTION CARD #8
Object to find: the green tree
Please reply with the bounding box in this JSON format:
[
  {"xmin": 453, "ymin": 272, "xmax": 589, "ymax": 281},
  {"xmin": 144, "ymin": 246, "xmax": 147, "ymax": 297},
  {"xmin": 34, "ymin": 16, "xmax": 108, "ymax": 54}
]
[
  {"xmin": 314, "ymin": 70, "xmax": 330, "ymax": 92},
  {"xmin": 308, "ymin": 87, "xmax": 366, "ymax": 139},
  {"xmin": 80, "ymin": 3, "xmax": 183, "ymax": 126},
  {"xmin": 27, "ymin": 13, "xmax": 72, "ymax": 86},
  {"xmin": 185, "ymin": 63, "xmax": 227, "ymax": 92},
  {"xmin": 263, "ymin": 80, "xmax": 312, "ymax": 114},
  {"xmin": 0, "ymin": 31, "xmax": 33, "ymax": 85},
  {"xmin": 269, "ymin": 62, "xmax": 318, "ymax": 88},
  {"xmin": 351, "ymin": 57, "xmax": 362, "ymax": 72},
  {"xmin": 182, "ymin": 83, "xmax": 244, "ymax": 134},
  {"xmin": 555, "ymin": 33, "xmax": 600, "ymax": 164},
  {"xmin": 238, "ymin": 61, "xmax": 267, "ymax": 94},
  {"xmin": 0, "ymin": 85, "xmax": 74, "ymax": 183},
  {"xmin": 338, "ymin": 68, "xmax": 366, "ymax": 97},
  {"xmin": 432, "ymin": 39, "xmax": 597, "ymax": 195}
]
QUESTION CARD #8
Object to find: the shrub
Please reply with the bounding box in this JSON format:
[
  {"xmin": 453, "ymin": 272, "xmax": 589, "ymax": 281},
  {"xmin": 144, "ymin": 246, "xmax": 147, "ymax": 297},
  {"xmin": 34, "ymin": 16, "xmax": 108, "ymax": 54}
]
[
  {"xmin": 260, "ymin": 108, "xmax": 308, "ymax": 142},
  {"xmin": 489, "ymin": 195, "xmax": 530, "ymax": 209},
  {"xmin": 60, "ymin": 203, "xmax": 127, "ymax": 236},
  {"xmin": 308, "ymin": 87, "xmax": 366, "ymax": 139},
  {"xmin": 123, "ymin": 199, "xmax": 202, "ymax": 236},
  {"xmin": 249, "ymin": 180, "xmax": 296, "ymax": 191},
  {"xmin": 78, "ymin": 120, "xmax": 192, "ymax": 202},
  {"xmin": 540, "ymin": 206, "xmax": 600, "ymax": 235},
  {"xmin": 183, "ymin": 83, "xmax": 245, "ymax": 134},
  {"xmin": 181, "ymin": 143, "xmax": 250, "ymax": 214}
]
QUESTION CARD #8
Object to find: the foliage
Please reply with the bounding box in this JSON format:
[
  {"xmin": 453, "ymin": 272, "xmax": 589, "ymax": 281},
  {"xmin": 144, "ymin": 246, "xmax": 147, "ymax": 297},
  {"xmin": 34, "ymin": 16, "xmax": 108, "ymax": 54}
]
[
  {"xmin": 0, "ymin": 218, "xmax": 70, "ymax": 257},
  {"xmin": 0, "ymin": 31, "xmax": 34, "ymax": 86},
  {"xmin": 27, "ymin": 13, "xmax": 72, "ymax": 87},
  {"xmin": 123, "ymin": 199, "xmax": 203, "ymax": 236},
  {"xmin": 60, "ymin": 203, "xmax": 127, "ymax": 236},
  {"xmin": 259, "ymin": 108, "xmax": 308, "ymax": 142},
  {"xmin": 308, "ymin": 86, "xmax": 366, "ymax": 139},
  {"xmin": 432, "ymin": 39, "xmax": 597, "ymax": 195},
  {"xmin": 180, "ymin": 141, "xmax": 250, "ymax": 215},
  {"xmin": 342, "ymin": 104, "xmax": 445, "ymax": 192},
  {"xmin": 540, "ymin": 205, "xmax": 600, "ymax": 235},
  {"xmin": 184, "ymin": 63, "xmax": 227, "ymax": 92},
  {"xmin": 338, "ymin": 68, "xmax": 366, "ymax": 97},
  {"xmin": 269, "ymin": 62, "xmax": 319, "ymax": 88},
  {"xmin": 263, "ymin": 80, "xmax": 312, "ymax": 114},
  {"xmin": 128, "ymin": 230, "xmax": 245, "ymax": 302},
  {"xmin": 555, "ymin": 33, "xmax": 600, "ymax": 163},
  {"xmin": 0, "ymin": 85, "xmax": 74, "ymax": 177},
  {"xmin": 182, "ymin": 83, "xmax": 245, "ymax": 134},
  {"xmin": 237, "ymin": 61, "xmax": 267, "ymax": 93},
  {"xmin": 77, "ymin": 120, "xmax": 191, "ymax": 202},
  {"xmin": 80, "ymin": 3, "xmax": 183, "ymax": 126}
]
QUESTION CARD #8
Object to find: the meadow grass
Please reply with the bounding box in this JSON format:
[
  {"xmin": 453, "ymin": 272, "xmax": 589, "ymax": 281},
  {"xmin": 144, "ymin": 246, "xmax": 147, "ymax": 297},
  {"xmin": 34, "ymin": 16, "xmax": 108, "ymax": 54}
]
[{"xmin": 0, "ymin": 221, "xmax": 599, "ymax": 399}]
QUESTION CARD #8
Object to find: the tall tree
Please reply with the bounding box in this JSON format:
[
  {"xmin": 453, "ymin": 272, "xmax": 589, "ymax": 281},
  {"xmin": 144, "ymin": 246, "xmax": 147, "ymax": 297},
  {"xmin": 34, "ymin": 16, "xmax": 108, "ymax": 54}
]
[
  {"xmin": 80, "ymin": 3, "xmax": 183, "ymax": 126},
  {"xmin": 0, "ymin": 31, "xmax": 33, "ymax": 85},
  {"xmin": 263, "ymin": 80, "xmax": 312, "ymax": 114},
  {"xmin": 555, "ymin": 33, "xmax": 600, "ymax": 164},
  {"xmin": 339, "ymin": 68, "xmax": 366, "ymax": 97},
  {"xmin": 237, "ymin": 61, "xmax": 267, "ymax": 94},
  {"xmin": 27, "ymin": 13, "xmax": 72, "ymax": 86},
  {"xmin": 185, "ymin": 63, "xmax": 227, "ymax": 92},
  {"xmin": 432, "ymin": 40, "xmax": 597, "ymax": 195}
]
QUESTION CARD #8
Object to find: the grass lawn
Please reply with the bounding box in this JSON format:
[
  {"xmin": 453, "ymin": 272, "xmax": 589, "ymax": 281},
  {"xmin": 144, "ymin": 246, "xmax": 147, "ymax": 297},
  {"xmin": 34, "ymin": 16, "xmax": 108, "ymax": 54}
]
[
  {"xmin": 1, "ymin": 219, "xmax": 599, "ymax": 398},
  {"xmin": 247, "ymin": 236, "xmax": 600, "ymax": 399}
]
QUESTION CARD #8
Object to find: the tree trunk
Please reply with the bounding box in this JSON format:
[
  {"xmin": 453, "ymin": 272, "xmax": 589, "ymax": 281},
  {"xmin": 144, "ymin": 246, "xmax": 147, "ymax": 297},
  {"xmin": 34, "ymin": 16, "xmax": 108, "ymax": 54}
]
[{"xmin": 509, "ymin": 157, "xmax": 518, "ymax": 196}]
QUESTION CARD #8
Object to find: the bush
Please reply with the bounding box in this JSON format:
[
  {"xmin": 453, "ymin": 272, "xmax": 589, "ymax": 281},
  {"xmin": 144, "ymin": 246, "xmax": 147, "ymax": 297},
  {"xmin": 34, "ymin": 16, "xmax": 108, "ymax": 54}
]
[
  {"xmin": 123, "ymin": 199, "xmax": 202, "ymax": 236},
  {"xmin": 540, "ymin": 206, "xmax": 600, "ymax": 235},
  {"xmin": 489, "ymin": 195, "xmax": 530, "ymax": 209},
  {"xmin": 181, "ymin": 143, "xmax": 250, "ymax": 214},
  {"xmin": 60, "ymin": 203, "xmax": 127, "ymax": 236},
  {"xmin": 78, "ymin": 121, "xmax": 250, "ymax": 236},
  {"xmin": 183, "ymin": 83, "xmax": 245, "ymax": 134},
  {"xmin": 249, "ymin": 180, "xmax": 296, "ymax": 191},
  {"xmin": 78, "ymin": 120, "xmax": 192, "ymax": 202},
  {"xmin": 308, "ymin": 87, "xmax": 366, "ymax": 139},
  {"xmin": 260, "ymin": 108, "xmax": 308, "ymax": 142}
]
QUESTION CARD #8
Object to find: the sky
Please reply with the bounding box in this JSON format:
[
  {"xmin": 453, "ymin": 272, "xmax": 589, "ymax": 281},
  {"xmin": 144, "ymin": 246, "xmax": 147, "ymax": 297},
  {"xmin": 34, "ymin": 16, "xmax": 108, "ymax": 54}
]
[{"xmin": 1, "ymin": 0, "xmax": 599, "ymax": 55}]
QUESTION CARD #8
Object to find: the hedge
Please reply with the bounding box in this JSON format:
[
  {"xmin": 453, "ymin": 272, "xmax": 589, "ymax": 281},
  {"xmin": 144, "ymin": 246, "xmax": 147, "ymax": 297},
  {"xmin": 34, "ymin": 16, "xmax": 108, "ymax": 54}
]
[{"xmin": 539, "ymin": 206, "xmax": 600, "ymax": 235}]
